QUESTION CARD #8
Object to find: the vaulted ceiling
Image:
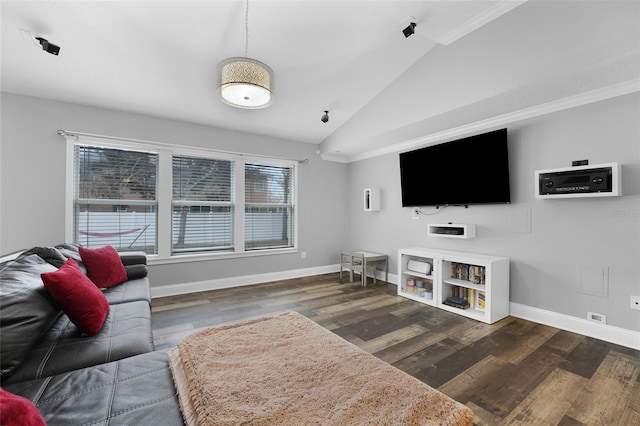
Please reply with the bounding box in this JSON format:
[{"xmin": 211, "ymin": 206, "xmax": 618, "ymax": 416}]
[{"xmin": 1, "ymin": 1, "xmax": 638, "ymax": 162}]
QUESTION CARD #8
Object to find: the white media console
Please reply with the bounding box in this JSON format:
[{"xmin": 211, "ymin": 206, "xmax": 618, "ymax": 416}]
[{"xmin": 398, "ymin": 247, "xmax": 509, "ymax": 324}]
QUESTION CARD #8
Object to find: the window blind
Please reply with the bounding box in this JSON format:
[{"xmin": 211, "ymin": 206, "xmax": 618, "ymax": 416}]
[
  {"xmin": 74, "ymin": 145, "xmax": 158, "ymax": 253},
  {"xmin": 245, "ymin": 163, "xmax": 294, "ymax": 250},
  {"xmin": 70, "ymin": 137, "xmax": 297, "ymax": 258},
  {"xmin": 172, "ymin": 155, "xmax": 234, "ymax": 254}
]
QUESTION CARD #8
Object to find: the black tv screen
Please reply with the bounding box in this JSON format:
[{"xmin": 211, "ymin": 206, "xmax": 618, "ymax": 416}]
[{"xmin": 399, "ymin": 128, "xmax": 511, "ymax": 207}]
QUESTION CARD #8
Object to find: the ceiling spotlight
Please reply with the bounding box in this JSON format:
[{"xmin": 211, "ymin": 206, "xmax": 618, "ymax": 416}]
[
  {"xmin": 19, "ymin": 29, "xmax": 61, "ymax": 56},
  {"xmin": 36, "ymin": 37, "xmax": 60, "ymax": 55},
  {"xmin": 402, "ymin": 22, "xmax": 417, "ymax": 38},
  {"xmin": 321, "ymin": 111, "xmax": 329, "ymax": 123}
]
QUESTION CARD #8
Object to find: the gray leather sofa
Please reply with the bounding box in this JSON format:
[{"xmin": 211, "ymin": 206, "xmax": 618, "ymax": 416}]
[{"xmin": 1, "ymin": 244, "xmax": 183, "ymax": 425}]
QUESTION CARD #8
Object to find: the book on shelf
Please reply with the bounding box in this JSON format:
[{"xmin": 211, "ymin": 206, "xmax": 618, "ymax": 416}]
[
  {"xmin": 445, "ymin": 286, "xmax": 469, "ymax": 309},
  {"xmin": 443, "ymin": 297, "xmax": 469, "ymax": 309},
  {"xmin": 448, "ymin": 285, "xmax": 485, "ymax": 312},
  {"xmin": 450, "ymin": 262, "xmax": 486, "ymax": 285},
  {"xmin": 472, "ymin": 265, "xmax": 486, "ymax": 285},
  {"xmin": 475, "ymin": 290, "xmax": 486, "ymax": 311}
]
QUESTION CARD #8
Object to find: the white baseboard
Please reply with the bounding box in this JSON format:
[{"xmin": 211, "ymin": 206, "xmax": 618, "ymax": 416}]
[
  {"xmin": 151, "ymin": 264, "xmax": 399, "ymax": 299},
  {"xmin": 509, "ymin": 302, "xmax": 640, "ymax": 351},
  {"xmin": 150, "ymin": 264, "xmax": 339, "ymax": 299}
]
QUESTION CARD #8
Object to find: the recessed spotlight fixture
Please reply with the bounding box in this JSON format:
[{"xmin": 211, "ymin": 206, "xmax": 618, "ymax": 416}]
[
  {"xmin": 402, "ymin": 22, "xmax": 417, "ymax": 38},
  {"xmin": 36, "ymin": 37, "xmax": 60, "ymax": 55},
  {"xmin": 321, "ymin": 110, "xmax": 329, "ymax": 123},
  {"xmin": 19, "ymin": 29, "xmax": 60, "ymax": 55}
]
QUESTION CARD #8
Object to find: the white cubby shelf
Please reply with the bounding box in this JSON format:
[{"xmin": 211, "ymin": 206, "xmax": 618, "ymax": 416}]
[
  {"xmin": 398, "ymin": 247, "xmax": 509, "ymax": 324},
  {"xmin": 427, "ymin": 223, "xmax": 476, "ymax": 239}
]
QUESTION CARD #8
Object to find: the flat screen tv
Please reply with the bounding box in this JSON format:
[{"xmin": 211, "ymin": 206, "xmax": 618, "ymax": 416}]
[{"xmin": 399, "ymin": 128, "xmax": 511, "ymax": 207}]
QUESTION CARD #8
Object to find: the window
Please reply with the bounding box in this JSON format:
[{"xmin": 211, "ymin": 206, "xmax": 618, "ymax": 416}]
[
  {"xmin": 245, "ymin": 163, "xmax": 294, "ymax": 250},
  {"xmin": 74, "ymin": 145, "xmax": 158, "ymax": 253},
  {"xmin": 172, "ymin": 155, "xmax": 233, "ymax": 254},
  {"xmin": 68, "ymin": 137, "xmax": 297, "ymax": 260}
]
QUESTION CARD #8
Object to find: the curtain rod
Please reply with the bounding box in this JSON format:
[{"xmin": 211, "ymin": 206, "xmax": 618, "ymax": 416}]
[{"xmin": 57, "ymin": 129, "xmax": 309, "ymax": 164}]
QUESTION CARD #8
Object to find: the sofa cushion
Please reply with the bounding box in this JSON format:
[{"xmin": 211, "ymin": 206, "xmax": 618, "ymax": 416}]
[
  {"xmin": 41, "ymin": 259, "xmax": 110, "ymax": 336},
  {"xmin": 2, "ymin": 350, "xmax": 183, "ymax": 426},
  {"xmin": 0, "ymin": 388, "xmax": 46, "ymax": 426},
  {"xmin": 0, "ymin": 255, "xmax": 61, "ymax": 380},
  {"xmin": 103, "ymin": 276, "xmax": 151, "ymax": 305},
  {"xmin": 3, "ymin": 300, "xmax": 154, "ymax": 384},
  {"xmin": 79, "ymin": 245, "xmax": 128, "ymax": 288}
]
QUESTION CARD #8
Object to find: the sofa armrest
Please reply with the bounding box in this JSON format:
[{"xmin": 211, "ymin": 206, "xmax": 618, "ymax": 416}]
[
  {"xmin": 124, "ymin": 264, "xmax": 148, "ymax": 280},
  {"xmin": 118, "ymin": 251, "xmax": 147, "ymax": 266}
]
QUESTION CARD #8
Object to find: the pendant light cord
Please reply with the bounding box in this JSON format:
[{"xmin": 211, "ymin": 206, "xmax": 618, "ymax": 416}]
[{"xmin": 244, "ymin": 0, "xmax": 249, "ymax": 58}]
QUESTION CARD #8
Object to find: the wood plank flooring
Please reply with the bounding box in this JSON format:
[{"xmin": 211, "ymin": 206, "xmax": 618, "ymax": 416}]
[{"xmin": 151, "ymin": 273, "xmax": 640, "ymax": 426}]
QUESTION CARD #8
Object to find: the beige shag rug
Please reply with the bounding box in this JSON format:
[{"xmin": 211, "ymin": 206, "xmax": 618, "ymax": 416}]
[{"xmin": 168, "ymin": 311, "xmax": 473, "ymax": 426}]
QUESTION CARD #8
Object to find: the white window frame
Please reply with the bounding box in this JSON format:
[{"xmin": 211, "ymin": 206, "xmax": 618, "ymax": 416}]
[
  {"xmin": 65, "ymin": 134, "xmax": 298, "ymax": 265},
  {"xmin": 171, "ymin": 153, "xmax": 235, "ymax": 255},
  {"xmin": 244, "ymin": 161, "xmax": 296, "ymax": 251},
  {"xmin": 70, "ymin": 143, "xmax": 159, "ymax": 253}
]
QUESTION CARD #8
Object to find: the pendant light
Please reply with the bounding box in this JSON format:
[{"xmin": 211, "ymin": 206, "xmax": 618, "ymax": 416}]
[{"xmin": 217, "ymin": 0, "xmax": 274, "ymax": 109}]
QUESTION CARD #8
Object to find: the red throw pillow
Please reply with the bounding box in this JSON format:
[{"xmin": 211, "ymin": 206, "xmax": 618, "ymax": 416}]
[
  {"xmin": 0, "ymin": 388, "xmax": 47, "ymax": 426},
  {"xmin": 41, "ymin": 259, "xmax": 110, "ymax": 336},
  {"xmin": 79, "ymin": 245, "xmax": 128, "ymax": 288}
]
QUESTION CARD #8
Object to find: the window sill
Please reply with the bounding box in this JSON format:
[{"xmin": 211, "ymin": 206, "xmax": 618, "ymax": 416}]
[{"xmin": 147, "ymin": 247, "xmax": 298, "ymax": 266}]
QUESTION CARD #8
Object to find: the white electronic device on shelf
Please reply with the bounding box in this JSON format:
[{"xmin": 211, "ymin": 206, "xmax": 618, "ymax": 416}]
[{"xmin": 407, "ymin": 260, "xmax": 431, "ymax": 275}]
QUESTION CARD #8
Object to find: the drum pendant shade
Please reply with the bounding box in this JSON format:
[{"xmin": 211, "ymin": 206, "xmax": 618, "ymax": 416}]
[{"xmin": 218, "ymin": 57, "xmax": 274, "ymax": 109}]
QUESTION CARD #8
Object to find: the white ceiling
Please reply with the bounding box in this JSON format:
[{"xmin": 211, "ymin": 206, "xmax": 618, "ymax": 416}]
[{"xmin": 1, "ymin": 1, "xmax": 638, "ymax": 162}]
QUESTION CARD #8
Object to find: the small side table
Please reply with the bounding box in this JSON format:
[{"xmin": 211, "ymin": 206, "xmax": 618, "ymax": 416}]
[{"xmin": 352, "ymin": 251, "xmax": 388, "ymax": 287}]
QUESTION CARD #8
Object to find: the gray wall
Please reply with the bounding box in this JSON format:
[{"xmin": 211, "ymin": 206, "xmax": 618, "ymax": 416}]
[
  {"xmin": 2, "ymin": 91, "xmax": 638, "ymax": 332},
  {"xmin": 0, "ymin": 92, "xmax": 349, "ymax": 286},
  {"xmin": 346, "ymin": 93, "xmax": 640, "ymax": 332}
]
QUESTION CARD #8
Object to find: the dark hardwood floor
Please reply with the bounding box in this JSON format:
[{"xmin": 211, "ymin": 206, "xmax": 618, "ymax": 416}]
[{"xmin": 151, "ymin": 273, "xmax": 640, "ymax": 425}]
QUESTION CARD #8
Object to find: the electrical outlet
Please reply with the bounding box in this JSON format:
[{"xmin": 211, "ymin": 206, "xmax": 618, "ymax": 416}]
[
  {"xmin": 301, "ymin": 251, "xmax": 307, "ymax": 259},
  {"xmin": 631, "ymin": 295, "xmax": 640, "ymax": 311},
  {"xmin": 587, "ymin": 312, "xmax": 607, "ymax": 324},
  {"xmin": 412, "ymin": 208, "xmax": 420, "ymax": 220}
]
